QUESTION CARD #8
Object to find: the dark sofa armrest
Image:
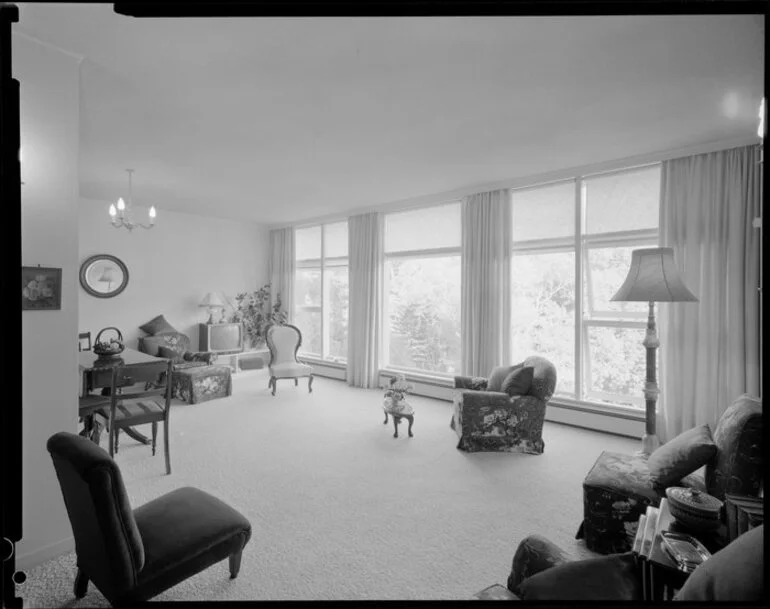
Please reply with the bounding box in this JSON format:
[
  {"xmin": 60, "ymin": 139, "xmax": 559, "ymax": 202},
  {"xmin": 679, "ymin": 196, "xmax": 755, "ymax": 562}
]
[
  {"xmin": 507, "ymin": 535, "xmax": 571, "ymax": 594},
  {"xmin": 456, "ymin": 389, "xmax": 511, "ymax": 409},
  {"xmin": 454, "ymin": 375, "xmax": 488, "ymax": 391}
]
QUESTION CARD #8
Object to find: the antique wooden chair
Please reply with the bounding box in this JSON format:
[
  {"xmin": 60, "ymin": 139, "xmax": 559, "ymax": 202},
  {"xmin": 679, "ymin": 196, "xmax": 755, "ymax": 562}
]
[
  {"xmin": 266, "ymin": 323, "xmax": 313, "ymax": 396},
  {"xmin": 97, "ymin": 359, "xmax": 174, "ymax": 475}
]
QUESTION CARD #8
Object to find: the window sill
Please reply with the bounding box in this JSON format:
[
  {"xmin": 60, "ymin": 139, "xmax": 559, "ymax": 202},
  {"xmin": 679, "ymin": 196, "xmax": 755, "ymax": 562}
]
[
  {"xmin": 380, "ymin": 368, "xmax": 454, "ymax": 388},
  {"xmin": 298, "ymin": 355, "xmax": 347, "ymax": 370},
  {"xmin": 549, "ymin": 396, "xmax": 646, "ymax": 421}
]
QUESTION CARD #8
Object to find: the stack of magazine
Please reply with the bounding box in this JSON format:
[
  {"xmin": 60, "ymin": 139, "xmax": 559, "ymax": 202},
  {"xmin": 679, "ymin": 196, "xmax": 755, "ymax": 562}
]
[{"xmin": 632, "ymin": 498, "xmax": 674, "ymax": 560}]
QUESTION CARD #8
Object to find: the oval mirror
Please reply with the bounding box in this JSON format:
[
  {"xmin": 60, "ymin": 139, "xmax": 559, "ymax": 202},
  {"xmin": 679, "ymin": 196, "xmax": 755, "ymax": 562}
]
[{"xmin": 79, "ymin": 254, "xmax": 129, "ymax": 298}]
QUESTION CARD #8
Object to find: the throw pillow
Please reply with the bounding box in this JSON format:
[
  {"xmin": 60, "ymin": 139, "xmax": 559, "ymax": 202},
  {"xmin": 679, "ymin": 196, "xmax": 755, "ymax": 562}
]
[
  {"xmin": 487, "ymin": 363, "xmax": 523, "ymax": 393},
  {"xmin": 139, "ymin": 314, "xmax": 177, "ymax": 336},
  {"xmin": 675, "ymin": 525, "xmax": 764, "ymax": 601},
  {"xmin": 516, "ymin": 552, "xmax": 640, "ymax": 600},
  {"xmin": 647, "ymin": 424, "xmax": 718, "ymax": 492},
  {"xmin": 158, "ymin": 345, "xmax": 184, "ymax": 364},
  {"xmin": 501, "ymin": 366, "xmax": 534, "ymax": 397}
]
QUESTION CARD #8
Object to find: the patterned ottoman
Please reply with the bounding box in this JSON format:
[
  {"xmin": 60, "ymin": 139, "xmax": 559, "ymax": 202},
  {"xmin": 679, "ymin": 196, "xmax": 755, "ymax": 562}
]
[
  {"xmin": 171, "ymin": 365, "xmax": 232, "ymax": 404},
  {"xmin": 576, "ymin": 451, "xmax": 662, "ymax": 554}
]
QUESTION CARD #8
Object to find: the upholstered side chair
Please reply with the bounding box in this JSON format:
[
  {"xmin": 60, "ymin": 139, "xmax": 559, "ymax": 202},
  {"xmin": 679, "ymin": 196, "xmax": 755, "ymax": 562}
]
[
  {"xmin": 47, "ymin": 432, "xmax": 252, "ymax": 607},
  {"xmin": 265, "ymin": 323, "xmax": 313, "ymax": 396}
]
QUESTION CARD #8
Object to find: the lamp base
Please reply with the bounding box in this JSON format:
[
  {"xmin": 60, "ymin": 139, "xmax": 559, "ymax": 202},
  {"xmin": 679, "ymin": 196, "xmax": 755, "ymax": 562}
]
[{"xmin": 636, "ymin": 433, "xmax": 660, "ymax": 457}]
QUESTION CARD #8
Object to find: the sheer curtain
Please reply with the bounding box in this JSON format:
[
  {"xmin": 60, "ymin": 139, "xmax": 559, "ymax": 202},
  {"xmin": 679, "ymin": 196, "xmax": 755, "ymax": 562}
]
[
  {"xmin": 461, "ymin": 189, "xmax": 512, "ymax": 377},
  {"xmin": 658, "ymin": 144, "xmax": 761, "ymax": 442},
  {"xmin": 268, "ymin": 227, "xmax": 295, "ymax": 323},
  {"xmin": 346, "ymin": 212, "xmax": 383, "ymax": 388}
]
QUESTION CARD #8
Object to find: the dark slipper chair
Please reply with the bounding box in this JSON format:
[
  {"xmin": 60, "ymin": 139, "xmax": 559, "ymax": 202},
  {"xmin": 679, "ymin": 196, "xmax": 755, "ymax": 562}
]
[{"xmin": 47, "ymin": 432, "xmax": 252, "ymax": 606}]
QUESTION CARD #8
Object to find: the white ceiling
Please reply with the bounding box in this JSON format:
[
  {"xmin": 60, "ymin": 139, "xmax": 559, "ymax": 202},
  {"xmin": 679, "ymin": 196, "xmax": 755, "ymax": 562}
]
[{"xmin": 15, "ymin": 5, "xmax": 764, "ymax": 225}]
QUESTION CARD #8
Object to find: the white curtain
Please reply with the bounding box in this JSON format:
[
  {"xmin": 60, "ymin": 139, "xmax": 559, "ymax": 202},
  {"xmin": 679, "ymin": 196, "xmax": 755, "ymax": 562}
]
[
  {"xmin": 268, "ymin": 227, "xmax": 295, "ymax": 323},
  {"xmin": 461, "ymin": 189, "xmax": 512, "ymax": 377},
  {"xmin": 346, "ymin": 212, "xmax": 383, "ymax": 388},
  {"xmin": 658, "ymin": 144, "xmax": 761, "ymax": 442}
]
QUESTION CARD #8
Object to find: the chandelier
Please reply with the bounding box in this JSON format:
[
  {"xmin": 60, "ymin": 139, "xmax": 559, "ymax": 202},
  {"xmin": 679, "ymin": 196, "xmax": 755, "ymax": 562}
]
[{"xmin": 108, "ymin": 169, "xmax": 156, "ymax": 230}]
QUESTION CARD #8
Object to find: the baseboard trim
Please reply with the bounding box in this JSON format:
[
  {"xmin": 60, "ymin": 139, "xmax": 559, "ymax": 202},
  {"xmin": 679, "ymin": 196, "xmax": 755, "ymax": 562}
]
[{"xmin": 15, "ymin": 536, "xmax": 74, "ymax": 571}]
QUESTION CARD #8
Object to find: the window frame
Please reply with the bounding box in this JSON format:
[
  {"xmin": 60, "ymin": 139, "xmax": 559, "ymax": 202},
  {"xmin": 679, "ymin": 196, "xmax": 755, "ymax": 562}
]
[
  {"xmin": 511, "ymin": 164, "xmax": 660, "ymax": 412},
  {"xmin": 294, "ymin": 222, "xmax": 349, "ymax": 363},
  {"xmin": 382, "ymin": 203, "xmax": 462, "ymax": 377}
]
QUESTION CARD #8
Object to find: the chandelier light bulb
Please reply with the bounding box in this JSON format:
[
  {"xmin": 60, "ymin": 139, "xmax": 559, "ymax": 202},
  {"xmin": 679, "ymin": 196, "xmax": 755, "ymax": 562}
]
[{"xmin": 108, "ymin": 169, "xmax": 156, "ymax": 231}]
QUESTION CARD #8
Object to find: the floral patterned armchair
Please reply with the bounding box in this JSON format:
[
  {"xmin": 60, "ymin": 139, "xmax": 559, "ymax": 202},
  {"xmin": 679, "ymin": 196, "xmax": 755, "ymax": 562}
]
[{"xmin": 450, "ymin": 355, "xmax": 557, "ymax": 454}]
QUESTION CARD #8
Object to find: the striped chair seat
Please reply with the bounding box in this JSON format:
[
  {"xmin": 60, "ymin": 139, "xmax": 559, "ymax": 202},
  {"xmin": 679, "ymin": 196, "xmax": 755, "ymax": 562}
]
[{"xmin": 101, "ymin": 400, "xmax": 165, "ymax": 425}]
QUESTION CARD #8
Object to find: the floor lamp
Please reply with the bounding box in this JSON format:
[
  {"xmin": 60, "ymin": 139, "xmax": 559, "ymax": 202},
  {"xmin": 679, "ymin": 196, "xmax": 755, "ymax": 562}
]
[{"xmin": 611, "ymin": 247, "xmax": 698, "ymax": 455}]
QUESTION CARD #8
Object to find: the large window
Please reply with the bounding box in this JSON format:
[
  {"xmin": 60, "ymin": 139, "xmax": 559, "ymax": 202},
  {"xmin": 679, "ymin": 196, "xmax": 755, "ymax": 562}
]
[
  {"xmin": 294, "ymin": 222, "xmax": 349, "ymax": 362},
  {"xmin": 511, "ymin": 164, "xmax": 660, "ymax": 409},
  {"xmin": 383, "ymin": 203, "xmax": 462, "ymax": 375}
]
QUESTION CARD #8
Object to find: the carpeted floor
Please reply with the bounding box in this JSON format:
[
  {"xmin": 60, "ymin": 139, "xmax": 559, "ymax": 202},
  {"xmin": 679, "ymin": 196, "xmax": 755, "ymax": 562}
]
[{"xmin": 20, "ymin": 370, "xmax": 636, "ymax": 604}]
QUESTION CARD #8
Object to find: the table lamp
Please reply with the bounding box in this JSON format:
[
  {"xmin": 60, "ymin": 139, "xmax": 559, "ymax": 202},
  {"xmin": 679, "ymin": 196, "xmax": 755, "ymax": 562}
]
[
  {"xmin": 199, "ymin": 291, "xmax": 226, "ymax": 324},
  {"xmin": 611, "ymin": 247, "xmax": 698, "ymax": 455}
]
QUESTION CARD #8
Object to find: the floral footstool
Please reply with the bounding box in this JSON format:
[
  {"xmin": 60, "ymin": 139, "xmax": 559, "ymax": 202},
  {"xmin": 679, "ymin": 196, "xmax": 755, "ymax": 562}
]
[
  {"xmin": 576, "ymin": 451, "xmax": 661, "ymax": 554},
  {"xmin": 171, "ymin": 365, "xmax": 233, "ymax": 404}
]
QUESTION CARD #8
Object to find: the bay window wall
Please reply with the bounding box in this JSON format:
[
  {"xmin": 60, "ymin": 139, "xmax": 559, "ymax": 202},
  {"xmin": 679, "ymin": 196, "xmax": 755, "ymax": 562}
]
[
  {"xmin": 294, "ymin": 222, "xmax": 349, "ymax": 363},
  {"xmin": 511, "ymin": 164, "xmax": 660, "ymax": 409},
  {"xmin": 382, "ymin": 203, "xmax": 462, "ymax": 375}
]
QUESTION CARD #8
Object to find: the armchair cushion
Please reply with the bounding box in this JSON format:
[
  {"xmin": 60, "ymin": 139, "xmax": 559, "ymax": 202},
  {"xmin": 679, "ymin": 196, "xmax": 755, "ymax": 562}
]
[
  {"xmin": 674, "ymin": 524, "xmax": 764, "ymax": 601},
  {"xmin": 501, "ymin": 366, "xmax": 534, "ymax": 397},
  {"xmin": 647, "ymin": 424, "xmax": 717, "ymax": 492},
  {"xmin": 487, "ymin": 364, "xmax": 522, "ymax": 392},
  {"xmin": 139, "ymin": 314, "xmax": 178, "ymax": 336},
  {"xmin": 516, "ymin": 552, "xmax": 640, "ymax": 601}
]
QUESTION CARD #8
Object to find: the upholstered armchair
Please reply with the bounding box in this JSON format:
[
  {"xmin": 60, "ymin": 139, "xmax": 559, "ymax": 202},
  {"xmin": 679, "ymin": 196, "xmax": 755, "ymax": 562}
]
[
  {"xmin": 474, "ymin": 526, "xmax": 764, "ymax": 601},
  {"xmin": 266, "ymin": 323, "xmax": 313, "ymax": 396},
  {"xmin": 576, "ymin": 393, "xmax": 763, "ymax": 554},
  {"xmin": 450, "ymin": 355, "xmax": 557, "ymax": 454}
]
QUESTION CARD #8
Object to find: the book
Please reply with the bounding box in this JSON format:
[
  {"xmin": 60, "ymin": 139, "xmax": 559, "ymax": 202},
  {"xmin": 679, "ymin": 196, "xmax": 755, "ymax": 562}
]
[
  {"xmin": 632, "ymin": 514, "xmax": 647, "ymax": 555},
  {"xmin": 640, "ymin": 505, "xmax": 659, "ymax": 559},
  {"xmin": 655, "ymin": 498, "xmax": 673, "ymax": 537}
]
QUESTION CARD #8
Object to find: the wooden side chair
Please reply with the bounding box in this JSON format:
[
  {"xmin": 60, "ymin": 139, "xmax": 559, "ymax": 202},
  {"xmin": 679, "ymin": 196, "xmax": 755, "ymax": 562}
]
[
  {"xmin": 97, "ymin": 359, "xmax": 174, "ymax": 475},
  {"xmin": 266, "ymin": 323, "xmax": 313, "ymax": 396},
  {"xmin": 47, "ymin": 432, "xmax": 252, "ymax": 606}
]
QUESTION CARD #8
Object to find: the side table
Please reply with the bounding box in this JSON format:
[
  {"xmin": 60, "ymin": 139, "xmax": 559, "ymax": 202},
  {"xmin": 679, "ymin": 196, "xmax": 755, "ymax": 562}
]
[
  {"xmin": 383, "ymin": 400, "xmax": 415, "ymax": 438},
  {"xmin": 643, "ymin": 521, "xmax": 727, "ymax": 600},
  {"xmin": 226, "ymin": 349, "xmax": 269, "ymax": 374}
]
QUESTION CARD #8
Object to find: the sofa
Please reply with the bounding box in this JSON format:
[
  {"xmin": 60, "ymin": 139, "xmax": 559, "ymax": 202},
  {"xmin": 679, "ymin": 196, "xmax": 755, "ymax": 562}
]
[
  {"xmin": 576, "ymin": 393, "xmax": 763, "ymax": 554},
  {"xmin": 474, "ymin": 525, "xmax": 764, "ymax": 601},
  {"xmin": 137, "ymin": 316, "xmax": 232, "ymax": 404},
  {"xmin": 450, "ymin": 355, "xmax": 556, "ymax": 454}
]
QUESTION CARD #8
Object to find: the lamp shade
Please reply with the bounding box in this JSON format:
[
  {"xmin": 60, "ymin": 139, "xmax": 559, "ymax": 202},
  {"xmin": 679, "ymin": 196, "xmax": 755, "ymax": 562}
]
[
  {"xmin": 199, "ymin": 291, "xmax": 226, "ymax": 308},
  {"xmin": 611, "ymin": 247, "xmax": 698, "ymax": 303}
]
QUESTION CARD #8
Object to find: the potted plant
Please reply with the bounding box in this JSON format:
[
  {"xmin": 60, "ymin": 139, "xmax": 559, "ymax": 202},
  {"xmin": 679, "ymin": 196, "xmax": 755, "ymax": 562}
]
[{"xmin": 228, "ymin": 283, "xmax": 288, "ymax": 348}]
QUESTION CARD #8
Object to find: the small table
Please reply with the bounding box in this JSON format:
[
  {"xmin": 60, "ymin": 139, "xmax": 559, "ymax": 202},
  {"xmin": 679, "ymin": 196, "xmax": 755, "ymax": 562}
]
[
  {"xmin": 644, "ymin": 521, "xmax": 727, "ymax": 600},
  {"xmin": 383, "ymin": 400, "xmax": 414, "ymax": 438}
]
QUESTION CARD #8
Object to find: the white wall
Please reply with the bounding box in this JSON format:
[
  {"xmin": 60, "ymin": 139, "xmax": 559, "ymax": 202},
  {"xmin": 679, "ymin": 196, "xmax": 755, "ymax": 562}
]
[
  {"xmin": 79, "ymin": 200, "xmax": 269, "ymax": 349},
  {"xmin": 16, "ymin": 36, "xmax": 82, "ymax": 569}
]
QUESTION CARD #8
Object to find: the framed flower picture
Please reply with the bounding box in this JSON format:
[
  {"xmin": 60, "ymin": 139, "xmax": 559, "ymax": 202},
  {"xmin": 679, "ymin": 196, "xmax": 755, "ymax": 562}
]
[{"xmin": 22, "ymin": 266, "xmax": 62, "ymax": 311}]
